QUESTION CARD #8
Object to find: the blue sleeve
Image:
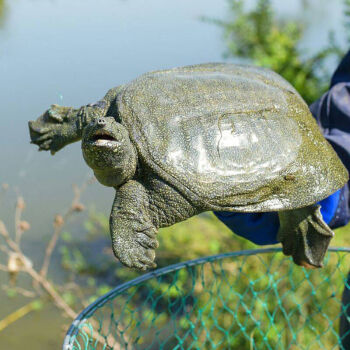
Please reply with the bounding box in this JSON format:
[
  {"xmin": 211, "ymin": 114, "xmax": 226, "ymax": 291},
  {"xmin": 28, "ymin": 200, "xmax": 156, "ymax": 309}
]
[
  {"xmin": 214, "ymin": 210, "xmax": 279, "ymax": 245},
  {"xmin": 214, "ymin": 189, "xmax": 342, "ymax": 245}
]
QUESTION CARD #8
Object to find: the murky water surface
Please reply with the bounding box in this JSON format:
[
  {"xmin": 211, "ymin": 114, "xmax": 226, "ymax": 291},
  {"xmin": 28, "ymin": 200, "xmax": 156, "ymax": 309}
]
[{"xmin": 0, "ymin": 0, "xmax": 346, "ymax": 348}]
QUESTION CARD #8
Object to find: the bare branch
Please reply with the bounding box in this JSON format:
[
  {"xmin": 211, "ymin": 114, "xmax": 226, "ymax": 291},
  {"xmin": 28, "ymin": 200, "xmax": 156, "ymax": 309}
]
[
  {"xmin": 0, "ymin": 221, "xmax": 22, "ymax": 254},
  {"xmin": 0, "ymin": 216, "xmax": 77, "ymax": 317},
  {"xmin": 0, "ymin": 179, "xmax": 122, "ymax": 347},
  {"xmin": 2, "ymin": 285, "xmax": 36, "ymax": 298},
  {"xmin": 39, "ymin": 178, "xmax": 91, "ymax": 279},
  {"xmin": 0, "ymin": 220, "xmax": 9, "ymax": 239},
  {"xmin": 14, "ymin": 197, "xmax": 25, "ymax": 244},
  {"xmin": 23, "ymin": 262, "xmax": 77, "ymax": 319},
  {"xmin": 39, "ymin": 219, "xmax": 63, "ymax": 279}
]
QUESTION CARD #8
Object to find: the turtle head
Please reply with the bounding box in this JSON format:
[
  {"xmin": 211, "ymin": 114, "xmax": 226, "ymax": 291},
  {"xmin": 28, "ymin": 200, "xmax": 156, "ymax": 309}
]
[{"xmin": 82, "ymin": 116, "xmax": 137, "ymax": 187}]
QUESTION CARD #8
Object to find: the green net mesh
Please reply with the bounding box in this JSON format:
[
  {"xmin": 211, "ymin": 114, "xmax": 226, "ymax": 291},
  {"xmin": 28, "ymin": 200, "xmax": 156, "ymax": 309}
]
[{"xmin": 63, "ymin": 248, "xmax": 350, "ymax": 350}]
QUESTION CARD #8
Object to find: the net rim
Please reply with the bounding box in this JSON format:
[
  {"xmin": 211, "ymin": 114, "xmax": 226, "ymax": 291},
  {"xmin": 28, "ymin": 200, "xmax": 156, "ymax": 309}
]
[{"xmin": 62, "ymin": 246, "xmax": 350, "ymax": 349}]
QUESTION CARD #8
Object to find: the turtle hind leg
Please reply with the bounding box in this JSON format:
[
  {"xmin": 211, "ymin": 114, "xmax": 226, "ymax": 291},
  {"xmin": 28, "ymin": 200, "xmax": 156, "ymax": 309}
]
[{"xmin": 277, "ymin": 204, "xmax": 334, "ymax": 268}]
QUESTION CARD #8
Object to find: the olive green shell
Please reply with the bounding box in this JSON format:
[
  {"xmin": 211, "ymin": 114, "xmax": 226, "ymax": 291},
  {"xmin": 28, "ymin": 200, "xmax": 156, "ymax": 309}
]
[{"xmin": 117, "ymin": 63, "xmax": 348, "ymax": 212}]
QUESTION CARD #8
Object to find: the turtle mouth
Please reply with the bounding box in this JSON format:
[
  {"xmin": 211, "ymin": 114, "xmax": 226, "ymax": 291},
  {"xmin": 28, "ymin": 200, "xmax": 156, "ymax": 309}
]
[{"xmin": 88, "ymin": 129, "xmax": 119, "ymax": 148}]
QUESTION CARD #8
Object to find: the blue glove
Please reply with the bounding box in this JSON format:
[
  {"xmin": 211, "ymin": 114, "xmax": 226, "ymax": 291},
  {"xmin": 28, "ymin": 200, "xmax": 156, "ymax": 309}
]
[{"xmin": 214, "ymin": 189, "xmax": 342, "ymax": 246}]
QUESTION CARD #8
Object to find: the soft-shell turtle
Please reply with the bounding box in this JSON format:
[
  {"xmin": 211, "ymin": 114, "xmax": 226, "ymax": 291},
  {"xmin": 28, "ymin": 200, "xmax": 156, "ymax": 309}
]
[{"xmin": 28, "ymin": 63, "xmax": 348, "ymax": 270}]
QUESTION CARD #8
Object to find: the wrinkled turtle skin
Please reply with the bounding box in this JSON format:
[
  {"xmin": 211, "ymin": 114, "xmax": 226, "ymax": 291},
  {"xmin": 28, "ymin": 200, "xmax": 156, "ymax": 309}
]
[{"xmin": 28, "ymin": 63, "xmax": 349, "ymax": 270}]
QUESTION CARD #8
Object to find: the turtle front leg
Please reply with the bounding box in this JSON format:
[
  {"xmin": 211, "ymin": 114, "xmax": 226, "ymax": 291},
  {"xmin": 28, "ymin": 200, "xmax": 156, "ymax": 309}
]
[
  {"xmin": 28, "ymin": 86, "xmax": 122, "ymax": 154},
  {"xmin": 110, "ymin": 180, "xmax": 159, "ymax": 270},
  {"xmin": 277, "ymin": 205, "xmax": 334, "ymax": 268},
  {"xmin": 110, "ymin": 177, "xmax": 201, "ymax": 270}
]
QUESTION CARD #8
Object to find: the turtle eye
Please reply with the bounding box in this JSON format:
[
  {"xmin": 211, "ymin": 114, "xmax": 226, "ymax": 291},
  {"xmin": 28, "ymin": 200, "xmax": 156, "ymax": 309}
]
[{"xmin": 88, "ymin": 101, "xmax": 107, "ymax": 109}]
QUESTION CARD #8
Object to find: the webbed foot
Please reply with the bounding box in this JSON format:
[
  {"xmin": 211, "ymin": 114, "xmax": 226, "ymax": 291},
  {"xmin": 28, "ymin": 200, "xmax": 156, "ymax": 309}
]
[
  {"xmin": 111, "ymin": 219, "xmax": 159, "ymax": 270},
  {"xmin": 277, "ymin": 205, "xmax": 334, "ymax": 268},
  {"xmin": 28, "ymin": 105, "xmax": 80, "ymax": 154}
]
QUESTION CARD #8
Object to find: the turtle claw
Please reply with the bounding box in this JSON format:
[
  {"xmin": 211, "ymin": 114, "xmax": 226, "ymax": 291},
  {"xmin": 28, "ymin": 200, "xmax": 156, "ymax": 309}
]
[
  {"xmin": 112, "ymin": 230, "xmax": 157, "ymax": 270},
  {"xmin": 28, "ymin": 121, "xmax": 50, "ymax": 135},
  {"xmin": 29, "ymin": 105, "xmax": 80, "ymax": 154},
  {"xmin": 38, "ymin": 140, "xmax": 52, "ymax": 150},
  {"xmin": 136, "ymin": 232, "xmax": 159, "ymax": 249},
  {"xmin": 278, "ymin": 205, "xmax": 334, "ymax": 268},
  {"xmin": 33, "ymin": 132, "xmax": 53, "ymax": 143},
  {"xmin": 29, "ymin": 118, "xmax": 55, "ymax": 150},
  {"xmin": 133, "ymin": 262, "xmax": 148, "ymax": 271},
  {"xmin": 48, "ymin": 105, "xmax": 65, "ymax": 122},
  {"xmin": 139, "ymin": 256, "xmax": 157, "ymax": 269}
]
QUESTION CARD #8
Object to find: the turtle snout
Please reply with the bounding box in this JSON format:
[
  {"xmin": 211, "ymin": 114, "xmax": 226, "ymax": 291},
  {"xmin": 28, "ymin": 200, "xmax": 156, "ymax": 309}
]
[{"xmin": 97, "ymin": 117, "xmax": 106, "ymax": 126}]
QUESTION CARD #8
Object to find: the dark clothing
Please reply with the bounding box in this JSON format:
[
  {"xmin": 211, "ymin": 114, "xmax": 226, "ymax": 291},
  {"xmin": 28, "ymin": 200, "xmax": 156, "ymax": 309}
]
[
  {"xmin": 340, "ymin": 273, "xmax": 350, "ymax": 350},
  {"xmin": 317, "ymin": 51, "xmax": 350, "ymax": 349},
  {"xmin": 309, "ymin": 50, "xmax": 350, "ymax": 227}
]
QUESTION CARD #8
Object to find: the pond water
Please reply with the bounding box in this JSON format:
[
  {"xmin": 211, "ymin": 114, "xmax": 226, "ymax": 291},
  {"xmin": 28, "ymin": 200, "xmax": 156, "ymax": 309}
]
[{"xmin": 0, "ymin": 0, "xmax": 347, "ymax": 348}]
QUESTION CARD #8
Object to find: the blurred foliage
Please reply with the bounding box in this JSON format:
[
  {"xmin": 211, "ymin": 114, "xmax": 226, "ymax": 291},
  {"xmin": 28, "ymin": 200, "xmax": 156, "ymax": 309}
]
[
  {"xmin": 0, "ymin": 0, "xmax": 6, "ymax": 28},
  {"xmin": 204, "ymin": 0, "xmax": 349, "ymax": 104},
  {"xmin": 345, "ymin": 0, "xmax": 350, "ymax": 44}
]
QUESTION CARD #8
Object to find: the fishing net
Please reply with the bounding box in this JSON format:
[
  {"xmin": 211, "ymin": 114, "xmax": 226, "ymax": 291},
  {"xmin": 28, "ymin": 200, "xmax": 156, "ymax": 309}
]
[{"xmin": 63, "ymin": 247, "xmax": 350, "ymax": 350}]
